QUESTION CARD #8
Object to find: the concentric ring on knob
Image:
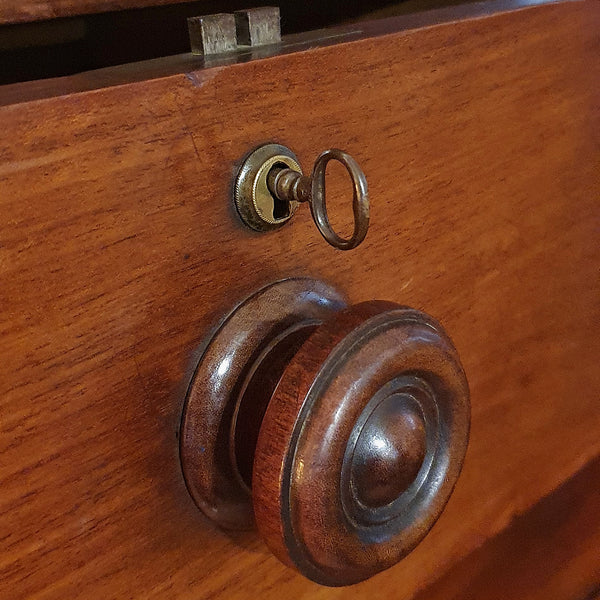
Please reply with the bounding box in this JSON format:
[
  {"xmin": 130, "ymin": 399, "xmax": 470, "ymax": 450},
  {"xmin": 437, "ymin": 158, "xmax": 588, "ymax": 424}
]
[
  {"xmin": 253, "ymin": 302, "xmax": 470, "ymax": 586},
  {"xmin": 345, "ymin": 380, "xmax": 432, "ymax": 515}
]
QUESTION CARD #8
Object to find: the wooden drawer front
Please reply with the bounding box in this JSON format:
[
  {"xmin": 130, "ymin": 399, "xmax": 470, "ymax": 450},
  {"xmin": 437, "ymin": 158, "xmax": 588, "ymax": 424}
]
[{"xmin": 1, "ymin": 1, "xmax": 599, "ymax": 598}]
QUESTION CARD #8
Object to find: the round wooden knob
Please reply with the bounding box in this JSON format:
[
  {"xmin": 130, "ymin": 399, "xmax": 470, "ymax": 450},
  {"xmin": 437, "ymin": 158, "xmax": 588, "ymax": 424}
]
[{"xmin": 180, "ymin": 279, "xmax": 469, "ymax": 586}]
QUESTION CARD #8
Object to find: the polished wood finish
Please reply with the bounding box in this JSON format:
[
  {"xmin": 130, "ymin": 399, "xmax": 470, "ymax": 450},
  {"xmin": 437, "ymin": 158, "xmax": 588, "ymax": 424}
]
[
  {"xmin": 180, "ymin": 278, "xmax": 346, "ymax": 529},
  {"xmin": 254, "ymin": 301, "xmax": 469, "ymax": 585},
  {"xmin": 182, "ymin": 282, "xmax": 469, "ymax": 585},
  {"xmin": 0, "ymin": 0, "xmax": 598, "ymax": 598},
  {"xmin": 413, "ymin": 456, "xmax": 600, "ymax": 600},
  {"xmin": 0, "ymin": 0, "xmax": 564, "ymax": 107}
]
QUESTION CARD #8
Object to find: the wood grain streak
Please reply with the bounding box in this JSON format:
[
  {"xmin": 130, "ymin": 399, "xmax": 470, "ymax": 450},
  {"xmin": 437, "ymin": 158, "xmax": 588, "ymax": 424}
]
[
  {"xmin": 0, "ymin": 0, "xmax": 198, "ymax": 24},
  {"xmin": 0, "ymin": 1, "xmax": 598, "ymax": 598}
]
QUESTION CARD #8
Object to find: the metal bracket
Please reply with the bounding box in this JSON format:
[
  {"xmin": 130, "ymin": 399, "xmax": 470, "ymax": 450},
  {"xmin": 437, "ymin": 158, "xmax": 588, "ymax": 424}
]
[{"xmin": 187, "ymin": 7, "xmax": 281, "ymax": 56}]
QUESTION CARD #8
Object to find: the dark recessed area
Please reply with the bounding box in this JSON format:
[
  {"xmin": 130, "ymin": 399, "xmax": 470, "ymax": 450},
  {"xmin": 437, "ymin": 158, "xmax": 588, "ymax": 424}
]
[{"xmin": 0, "ymin": 0, "xmax": 401, "ymax": 85}]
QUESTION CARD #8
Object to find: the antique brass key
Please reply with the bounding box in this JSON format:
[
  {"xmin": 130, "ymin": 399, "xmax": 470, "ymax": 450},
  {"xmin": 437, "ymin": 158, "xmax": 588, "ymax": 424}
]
[{"xmin": 234, "ymin": 143, "xmax": 369, "ymax": 250}]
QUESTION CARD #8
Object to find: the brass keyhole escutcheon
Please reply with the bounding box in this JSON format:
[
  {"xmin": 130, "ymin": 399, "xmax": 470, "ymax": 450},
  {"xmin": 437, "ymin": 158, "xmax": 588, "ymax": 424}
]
[
  {"xmin": 234, "ymin": 144, "xmax": 303, "ymax": 232},
  {"xmin": 234, "ymin": 143, "xmax": 370, "ymax": 250}
]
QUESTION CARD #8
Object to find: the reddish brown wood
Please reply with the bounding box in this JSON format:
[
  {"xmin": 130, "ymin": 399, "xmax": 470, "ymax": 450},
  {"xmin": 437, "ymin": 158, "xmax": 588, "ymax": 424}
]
[
  {"xmin": 0, "ymin": 0, "xmax": 201, "ymax": 24},
  {"xmin": 0, "ymin": 0, "xmax": 566, "ymax": 106},
  {"xmin": 182, "ymin": 286, "xmax": 469, "ymax": 585},
  {"xmin": 180, "ymin": 278, "xmax": 346, "ymax": 529},
  {"xmin": 0, "ymin": 0, "xmax": 598, "ymax": 598},
  {"xmin": 253, "ymin": 301, "xmax": 470, "ymax": 585},
  {"xmin": 413, "ymin": 456, "xmax": 600, "ymax": 600}
]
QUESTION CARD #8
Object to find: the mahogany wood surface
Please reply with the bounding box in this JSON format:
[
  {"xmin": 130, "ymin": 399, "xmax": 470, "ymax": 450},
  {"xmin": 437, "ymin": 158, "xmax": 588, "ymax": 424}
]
[
  {"xmin": 179, "ymin": 278, "xmax": 347, "ymax": 530},
  {"xmin": 0, "ymin": 1, "xmax": 599, "ymax": 598},
  {"xmin": 253, "ymin": 301, "xmax": 470, "ymax": 585},
  {"xmin": 413, "ymin": 456, "xmax": 600, "ymax": 600},
  {"xmin": 0, "ymin": 0, "xmax": 198, "ymax": 24},
  {"xmin": 0, "ymin": 0, "xmax": 557, "ymax": 107}
]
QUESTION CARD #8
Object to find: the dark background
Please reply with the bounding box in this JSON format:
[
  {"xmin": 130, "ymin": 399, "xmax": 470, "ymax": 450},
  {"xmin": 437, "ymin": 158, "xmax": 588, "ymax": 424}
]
[{"xmin": 0, "ymin": 0, "xmax": 456, "ymax": 85}]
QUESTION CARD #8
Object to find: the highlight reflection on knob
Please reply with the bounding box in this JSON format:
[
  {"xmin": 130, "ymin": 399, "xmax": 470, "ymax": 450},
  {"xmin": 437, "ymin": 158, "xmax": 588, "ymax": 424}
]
[{"xmin": 180, "ymin": 278, "xmax": 470, "ymax": 586}]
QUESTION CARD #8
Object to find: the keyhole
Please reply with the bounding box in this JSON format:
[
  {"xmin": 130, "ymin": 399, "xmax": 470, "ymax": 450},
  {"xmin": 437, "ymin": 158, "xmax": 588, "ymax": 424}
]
[{"xmin": 269, "ymin": 162, "xmax": 292, "ymax": 221}]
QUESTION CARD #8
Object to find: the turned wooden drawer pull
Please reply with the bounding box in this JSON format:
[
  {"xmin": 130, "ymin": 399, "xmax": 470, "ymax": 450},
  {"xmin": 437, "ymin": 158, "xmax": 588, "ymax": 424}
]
[{"xmin": 180, "ymin": 278, "xmax": 470, "ymax": 586}]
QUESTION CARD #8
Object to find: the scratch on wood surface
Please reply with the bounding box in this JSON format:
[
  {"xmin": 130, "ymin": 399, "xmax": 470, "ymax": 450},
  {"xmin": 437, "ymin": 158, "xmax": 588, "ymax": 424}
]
[{"xmin": 185, "ymin": 67, "xmax": 225, "ymax": 89}]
